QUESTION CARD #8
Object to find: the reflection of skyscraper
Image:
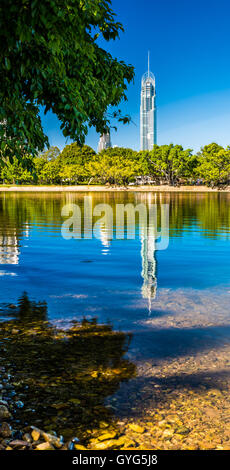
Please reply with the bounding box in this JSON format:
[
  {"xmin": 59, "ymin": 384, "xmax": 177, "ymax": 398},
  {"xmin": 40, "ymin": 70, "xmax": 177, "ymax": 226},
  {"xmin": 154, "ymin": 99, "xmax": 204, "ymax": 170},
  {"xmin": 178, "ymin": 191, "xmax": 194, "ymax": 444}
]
[
  {"xmin": 0, "ymin": 224, "xmax": 29, "ymax": 265},
  {"xmin": 98, "ymin": 131, "xmax": 112, "ymax": 152},
  {"xmin": 0, "ymin": 233, "xmax": 20, "ymax": 264},
  {"xmin": 141, "ymin": 233, "xmax": 157, "ymax": 314},
  {"xmin": 140, "ymin": 52, "xmax": 157, "ymax": 150},
  {"xmin": 99, "ymin": 223, "xmax": 110, "ymax": 255}
]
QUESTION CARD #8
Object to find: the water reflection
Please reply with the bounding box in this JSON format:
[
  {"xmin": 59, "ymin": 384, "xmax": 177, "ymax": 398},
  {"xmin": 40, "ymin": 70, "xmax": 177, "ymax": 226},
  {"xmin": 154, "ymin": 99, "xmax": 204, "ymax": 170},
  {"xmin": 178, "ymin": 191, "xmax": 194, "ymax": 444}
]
[
  {"xmin": 0, "ymin": 233, "xmax": 20, "ymax": 264},
  {"xmin": 0, "ymin": 191, "xmax": 230, "ymax": 317},
  {"xmin": 141, "ymin": 235, "xmax": 157, "ymax": 313}
]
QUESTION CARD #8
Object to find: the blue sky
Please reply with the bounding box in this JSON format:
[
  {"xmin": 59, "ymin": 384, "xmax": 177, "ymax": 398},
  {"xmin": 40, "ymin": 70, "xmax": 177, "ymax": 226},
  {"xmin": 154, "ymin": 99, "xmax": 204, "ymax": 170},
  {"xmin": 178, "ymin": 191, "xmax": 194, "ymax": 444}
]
[{"xmin": 42, "ymin": 0, "xmax": 230, "ymax": 153}]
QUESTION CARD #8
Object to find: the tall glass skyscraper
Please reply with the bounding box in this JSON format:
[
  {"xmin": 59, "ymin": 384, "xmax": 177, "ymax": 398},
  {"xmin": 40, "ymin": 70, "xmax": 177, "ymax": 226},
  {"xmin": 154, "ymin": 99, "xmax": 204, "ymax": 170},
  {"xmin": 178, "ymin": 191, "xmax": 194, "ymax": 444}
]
[
  {"xmin": 140, "ymin": 53, "xmax": 157, "ymax": 150},
  {"xmin": 98, "ymin": 131, "xmax": 111, "ymax": 153}
]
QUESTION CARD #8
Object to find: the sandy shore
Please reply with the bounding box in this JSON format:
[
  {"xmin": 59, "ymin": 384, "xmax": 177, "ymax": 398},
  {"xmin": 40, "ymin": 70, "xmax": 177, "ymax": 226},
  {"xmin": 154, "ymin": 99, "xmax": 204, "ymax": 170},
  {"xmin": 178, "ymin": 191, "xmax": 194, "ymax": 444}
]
[{"xmin": 0, "ymin": 184, "xmax": 229, "ymax": 192}]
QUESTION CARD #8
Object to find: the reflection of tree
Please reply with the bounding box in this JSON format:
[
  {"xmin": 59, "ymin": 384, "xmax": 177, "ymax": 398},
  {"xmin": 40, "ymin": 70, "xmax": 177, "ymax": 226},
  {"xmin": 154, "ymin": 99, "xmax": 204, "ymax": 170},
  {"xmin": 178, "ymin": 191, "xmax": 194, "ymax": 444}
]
[
  {"xmin": 1, "ymin": 191, "xmax": 230, "ymax": 243},
  {"xmin": 0, "ymin": 294, "xmax": 135, "ymax": 440},
  {"xmin": 18, "ymin": 292, "xmax": 48, "ymax": 322}
]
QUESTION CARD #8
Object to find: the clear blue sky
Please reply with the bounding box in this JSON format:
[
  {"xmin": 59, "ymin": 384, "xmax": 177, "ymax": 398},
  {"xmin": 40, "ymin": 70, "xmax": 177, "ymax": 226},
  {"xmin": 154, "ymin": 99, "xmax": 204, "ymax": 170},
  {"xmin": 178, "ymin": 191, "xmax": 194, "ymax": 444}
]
[{"xmin": 41, "ymin": 0, "xmax": 230, "ymax": 153}]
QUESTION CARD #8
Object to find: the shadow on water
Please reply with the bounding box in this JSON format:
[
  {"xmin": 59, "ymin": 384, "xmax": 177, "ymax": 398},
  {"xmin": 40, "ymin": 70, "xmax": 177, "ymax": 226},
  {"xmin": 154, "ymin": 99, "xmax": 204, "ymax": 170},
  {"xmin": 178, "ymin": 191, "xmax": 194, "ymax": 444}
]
[{"xmin": 0, "ymin": 293, "xmax": 136, "ymax": 439}]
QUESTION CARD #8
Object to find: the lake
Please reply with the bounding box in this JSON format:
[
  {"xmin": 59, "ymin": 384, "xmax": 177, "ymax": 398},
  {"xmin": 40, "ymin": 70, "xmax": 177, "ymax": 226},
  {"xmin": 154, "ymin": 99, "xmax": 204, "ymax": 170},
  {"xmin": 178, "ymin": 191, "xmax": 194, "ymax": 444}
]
[{"xmin": 0, "ymin": 191, "xmax": 230, "ymax": 448}]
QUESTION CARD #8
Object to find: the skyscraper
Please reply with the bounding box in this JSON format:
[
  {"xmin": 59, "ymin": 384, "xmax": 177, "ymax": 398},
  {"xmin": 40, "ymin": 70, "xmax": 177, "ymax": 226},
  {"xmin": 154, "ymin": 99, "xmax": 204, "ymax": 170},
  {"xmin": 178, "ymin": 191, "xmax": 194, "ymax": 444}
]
[
  {"xmin": 98, "ymin": 131, "xmax": 112, "ymax": 153},
  {"xmin": 140, "ymin": 52, "xmax": 157, "ymax": 150}
]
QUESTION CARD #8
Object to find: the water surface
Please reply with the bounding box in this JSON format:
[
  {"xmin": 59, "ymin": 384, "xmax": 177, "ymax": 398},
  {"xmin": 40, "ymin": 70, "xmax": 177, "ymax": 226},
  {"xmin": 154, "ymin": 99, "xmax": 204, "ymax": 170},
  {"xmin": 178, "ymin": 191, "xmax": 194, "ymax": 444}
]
[{"xmin": 0, "ymin": 191, "xmax": 230, "ymax": 438}]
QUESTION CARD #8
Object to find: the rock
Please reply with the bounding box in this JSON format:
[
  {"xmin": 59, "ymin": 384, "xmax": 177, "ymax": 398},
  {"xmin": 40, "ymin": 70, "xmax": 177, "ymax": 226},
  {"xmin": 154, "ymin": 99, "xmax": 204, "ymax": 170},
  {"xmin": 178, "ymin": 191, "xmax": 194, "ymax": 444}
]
[
  {"xmin": 74, "ymin": 445, "xmax": 87, "ymax": 450},
  {"xmin": 128, "ymin": 423, "xmax": 145, "ymax": 433},
  {"xmin": 15, "ymin": 401, "xmax": 24, "ymax": 409},
  {"xmin": 23, "ymin": 433, "xmax": 32, "ymax": 443},
  {"xmin": 0, "ymin": 400, "xmax": 8, "ymax": 406},
  {"xmin": 97, "ymin": 431, "xmax": 117, "ymax": 441},
  {"xmin": 43, "ymin": 432, "xmax": 63, "ymax": 448},
  {"xmin": 93, "ymin": 440, "xmax": 117, "ymax": 450},
  {"xmin": 162, "ymin": 429, "xmax": 174, "ymax": 438},
  {"xmin": 0, "ymin": 405, "xmax": 11, "ymax": 419},
  {"xmin": 0, "ymin": 422, "xmax": 12, "ymax": 438},
  {"xmin": 93, "ymin": 437, "xmax": 126, "ymax": 450},
  {"xmin": 31, "ymin": 429, "xmax": 40, "ymax": 441},
  {"xmin": 11, "ymin": 430, "xmax": 23, "ymax": 440},
  {"xmin": 71, "ymin": 437, "xmax": 80, "ymax": 444},
  {"xmin": 69, "ymin": 398, "xmax": 81, "ymax": 405},
  {"xmin": 36, "ymin": 442, "xmax": 55, "ymax": 450},
  {"xmin": 176, "ymin": 426, "xmax": 190, "ymax": 435},
  {"xmin": 9, "ymin": 440, "xmax": 30, "ymax": 449},
  {"xmin": 68, "ymin": 442, "xmax": 75, "ymax": 450}
]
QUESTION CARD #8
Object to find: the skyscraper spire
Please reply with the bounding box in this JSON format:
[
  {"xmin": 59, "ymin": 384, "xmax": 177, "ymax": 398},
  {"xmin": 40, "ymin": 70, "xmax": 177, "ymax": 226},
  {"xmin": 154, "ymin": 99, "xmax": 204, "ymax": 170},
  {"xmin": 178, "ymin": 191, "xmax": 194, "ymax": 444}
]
[{"xmin": 140, "ymin": 52, "xmax": 157, "ymax": 150}]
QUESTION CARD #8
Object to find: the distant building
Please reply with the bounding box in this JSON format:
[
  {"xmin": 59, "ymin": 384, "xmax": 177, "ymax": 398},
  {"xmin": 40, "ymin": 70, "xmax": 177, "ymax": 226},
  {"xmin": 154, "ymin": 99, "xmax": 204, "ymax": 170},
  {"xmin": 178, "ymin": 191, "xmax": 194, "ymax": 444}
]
[
  {"xmin": 140, "ymin": 52, "xmax": 157, "ymax": 150},
  {"xmin": 98, "ymin": 131, "xmax": 112, "ymax": 152}
]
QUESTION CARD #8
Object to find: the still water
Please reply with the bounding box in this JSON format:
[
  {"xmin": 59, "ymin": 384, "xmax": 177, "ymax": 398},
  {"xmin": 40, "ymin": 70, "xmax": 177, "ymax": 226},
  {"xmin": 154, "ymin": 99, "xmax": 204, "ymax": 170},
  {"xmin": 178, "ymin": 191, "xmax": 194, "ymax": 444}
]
[
  {"xmin": 0, "ymin": 191, "xmax": 230, "ymax": 440},
  {"xmin": 0, "ymin": 192, "xmax": 230, "ymax": 325}
]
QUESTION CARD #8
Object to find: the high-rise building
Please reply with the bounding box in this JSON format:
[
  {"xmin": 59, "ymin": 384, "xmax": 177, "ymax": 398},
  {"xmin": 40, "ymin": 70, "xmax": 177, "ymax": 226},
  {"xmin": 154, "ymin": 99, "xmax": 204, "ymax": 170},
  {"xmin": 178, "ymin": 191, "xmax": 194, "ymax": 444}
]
[
  {"xmin": 98, "ymin": 131, "xmax": 112, "ymax": 153},
  {"xmin": 140, "ymin": 52, "xmax": 157, "ymax": 150}
]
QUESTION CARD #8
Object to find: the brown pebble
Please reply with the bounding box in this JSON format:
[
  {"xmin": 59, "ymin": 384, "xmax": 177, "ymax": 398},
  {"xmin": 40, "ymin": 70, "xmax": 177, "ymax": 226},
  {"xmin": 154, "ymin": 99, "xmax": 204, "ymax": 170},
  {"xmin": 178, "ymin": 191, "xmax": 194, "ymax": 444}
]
[
  {"xmin": 36, "ymin": 442, "xmax": 55, "ymax": 450},
  {"xmin": 0, "ymin": 422, "xmax": 12, "ymax": 438},
  {"xmin": 31, "ymin": 429, "xmax": 40, "ymax": 441},
  {"xmin": 9, "ymin": 440, "xmax": 30, "ymax": 448}
]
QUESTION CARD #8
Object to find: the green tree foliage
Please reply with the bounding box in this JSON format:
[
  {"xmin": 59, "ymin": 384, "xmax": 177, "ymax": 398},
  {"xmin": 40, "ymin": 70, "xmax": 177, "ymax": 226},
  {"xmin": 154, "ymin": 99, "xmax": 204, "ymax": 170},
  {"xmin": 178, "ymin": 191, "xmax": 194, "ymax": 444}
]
[
  {"xmin": 34, "ymin": 146, "xmax": 61, "ymax": 183},
  {"xmin": 1, "ymin": 142, "xmax": 230, "ymax": 187},
  {"xmin": 196, "ymin": 143, "xmax": 230, "ymax": 187},
  {"xmin": 59, "ymin": 143, "xmax": 95, "ymax": 165},
  {"xmin": 58, "ymin": 143, "xmax": 96, "ymax": 183},
  {"xmin": 88, "ymin": 147, "xmax": 139, "ymax": 185},
  {"xmin": 39, "ymin": 146, "xmax": 61, "ymax": 161},
  {"xmin": 0, "ymin": 0, "xmax": 134, "ymax": 159},
  {"xmin": 59, "ymin": 164, "xmax": 88, "ymax": 184},
  {"xmin": 146, "ymin": 144, "xmax": 195, "ymax": 185},
  {"xmin": 1, "ymin": 154, "xmax": 35, "ymax": 184},
  {"xmin": 39, "ymin": 159, "xmax": 61, "ymax": 184}
]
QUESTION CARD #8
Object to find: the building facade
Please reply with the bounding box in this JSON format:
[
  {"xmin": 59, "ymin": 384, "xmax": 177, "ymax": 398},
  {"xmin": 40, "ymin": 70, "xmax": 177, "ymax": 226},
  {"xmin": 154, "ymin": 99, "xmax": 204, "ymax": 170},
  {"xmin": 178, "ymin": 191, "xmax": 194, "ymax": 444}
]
[
  {"xmin": 98, "ymin": 131, "xmax": 112, "ymax": 153},
  {"xmin": 140, "ymin": 55, "xmax": 157, "ymax": 150}
]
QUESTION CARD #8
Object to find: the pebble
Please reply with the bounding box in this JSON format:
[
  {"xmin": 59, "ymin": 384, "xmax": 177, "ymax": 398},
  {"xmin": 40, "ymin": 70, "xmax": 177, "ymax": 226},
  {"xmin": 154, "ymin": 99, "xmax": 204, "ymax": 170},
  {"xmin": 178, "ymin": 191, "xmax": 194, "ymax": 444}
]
[
  {"xmin": 31, "ymin": 429, "xmax": 40, "ymax": 441},
  {"xmin": 36, "ymin": 442, "xmax": 54, "ymax": 450},
  {"xmin": 0, "ymin": 422, "xmax": 12, "ymax": 438},
  {"xmin": 9, "ymin": 440, "xmax": 30, "ymax": 449},
  {"xmin": 0, "ymin": 405, "xmax": 11, "ymax": 419}
]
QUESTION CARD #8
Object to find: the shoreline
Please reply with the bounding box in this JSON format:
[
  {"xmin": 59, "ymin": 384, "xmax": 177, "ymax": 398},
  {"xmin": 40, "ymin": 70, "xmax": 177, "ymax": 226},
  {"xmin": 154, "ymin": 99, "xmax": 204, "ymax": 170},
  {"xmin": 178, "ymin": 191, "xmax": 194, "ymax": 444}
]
[{"xmin": 0, "ymin": 184, "xmax": 229, "ymax": 192}]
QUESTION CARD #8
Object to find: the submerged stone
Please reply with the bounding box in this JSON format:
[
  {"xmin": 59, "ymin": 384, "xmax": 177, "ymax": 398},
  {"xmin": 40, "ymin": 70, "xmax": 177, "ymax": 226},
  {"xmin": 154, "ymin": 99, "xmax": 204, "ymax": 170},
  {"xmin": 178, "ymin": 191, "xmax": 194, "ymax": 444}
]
[
  {"xmin": 0, "ymin": 422, "xmax": 12, "ymax": 438},
  {"xmin": 128, "ymin": 423, "xmax": 145, "ymax": 433},
  {"xmin": 0, "ymin": 405, "xmax": 11, "ymax": 419}
]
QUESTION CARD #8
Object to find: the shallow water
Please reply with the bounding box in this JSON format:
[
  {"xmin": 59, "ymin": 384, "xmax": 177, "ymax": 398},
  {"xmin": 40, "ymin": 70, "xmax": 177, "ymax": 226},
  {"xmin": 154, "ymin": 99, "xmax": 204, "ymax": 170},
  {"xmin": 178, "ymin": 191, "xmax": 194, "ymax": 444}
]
[{"xmin": 0, "ymin": 191, "xmax": 230, "ymax": 444}]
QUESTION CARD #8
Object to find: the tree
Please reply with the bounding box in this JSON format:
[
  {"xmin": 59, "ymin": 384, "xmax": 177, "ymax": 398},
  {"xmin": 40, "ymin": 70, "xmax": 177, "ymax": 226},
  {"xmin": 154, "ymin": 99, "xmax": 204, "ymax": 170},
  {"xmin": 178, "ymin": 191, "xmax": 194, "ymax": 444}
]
[
  {"xmin": 0, "ymin": 0, "xmax": 134, "ymax": 160},
  {"xmin": 87, "ymin": 148, "xmax": 140, "ymax": 185},
  {"xmin": 59, "ymin": 143, "xmax": 95, "ymax": 166},
  {"xmin": 39, "ymin": 146, "xmax": 60, "ymax": 161},
  {"xmin": 59, "ymin": 164, "xmax": 87, "ymax": 184},
  {"xmin": 196, "ymin": 143, "xmax": 230, "ymax": 186},
  {"xmin": 1, "ymin": 154, "xmax": 34, "ymax": 184},
  {"xmin": 148, "ymin": 144, "xmax": 195, "ymax": 185},
  {"xmin": 39, "ymin": 160, "xmax": 61, "ymax": 184}
]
